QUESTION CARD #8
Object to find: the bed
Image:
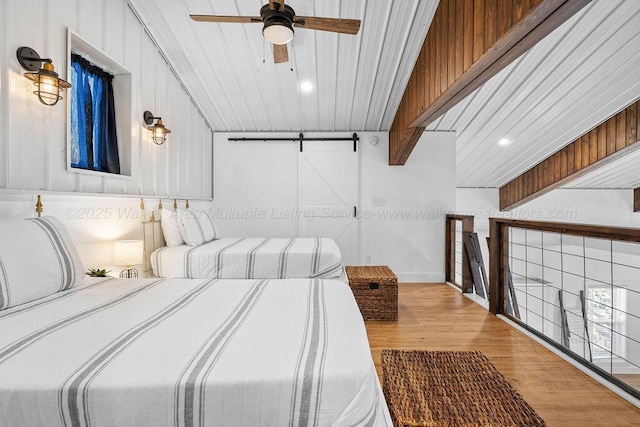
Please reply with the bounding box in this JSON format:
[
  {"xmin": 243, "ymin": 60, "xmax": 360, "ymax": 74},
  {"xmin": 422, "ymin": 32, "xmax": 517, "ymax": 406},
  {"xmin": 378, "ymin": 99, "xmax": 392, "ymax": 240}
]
[
  {"xmin": 0, "ymin": 277, "xmax": 391, "ymax": 426},
  {"xmin": 150, "ymin": 237, "xmax": 347, "ymax": 281}
]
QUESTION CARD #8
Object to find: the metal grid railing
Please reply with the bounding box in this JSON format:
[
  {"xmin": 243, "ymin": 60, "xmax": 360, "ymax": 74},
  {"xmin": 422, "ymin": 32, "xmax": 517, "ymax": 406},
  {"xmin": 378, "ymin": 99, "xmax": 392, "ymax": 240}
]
[{"xmin": 492, "ymin": 220, "xmax": 640, "ymax": 398}]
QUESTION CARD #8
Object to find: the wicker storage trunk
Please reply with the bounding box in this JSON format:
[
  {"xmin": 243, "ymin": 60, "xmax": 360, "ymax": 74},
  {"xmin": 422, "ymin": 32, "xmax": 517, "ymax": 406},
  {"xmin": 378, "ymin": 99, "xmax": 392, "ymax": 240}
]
[{"xmin": 345, "ymin": 265, "xmax": 398, "ymax": 321}]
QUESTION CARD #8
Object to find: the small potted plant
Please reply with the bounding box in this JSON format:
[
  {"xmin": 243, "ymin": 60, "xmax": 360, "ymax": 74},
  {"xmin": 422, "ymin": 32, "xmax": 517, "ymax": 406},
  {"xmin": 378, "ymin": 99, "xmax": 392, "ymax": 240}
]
[{"xmin": 86, "ymin": 268, "xmax": 112, "ymax": 277}]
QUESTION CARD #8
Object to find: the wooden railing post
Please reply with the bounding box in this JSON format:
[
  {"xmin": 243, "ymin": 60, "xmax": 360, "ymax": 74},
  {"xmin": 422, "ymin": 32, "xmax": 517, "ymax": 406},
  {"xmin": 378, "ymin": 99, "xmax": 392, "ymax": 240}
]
[
  {"xmin": 460, "ymin": 217, "xmax": 474, "ymax": 294},
  {"xmin": 445, "ymin": 214, "xmax": 475, "ymax": 293},
  {"xmin": 489, "ymin": 218, "xmax": 507, "ymax": 314},
  {"xmin": 445, "ymin": 216, "xmax": 455, "ymax": 284}
]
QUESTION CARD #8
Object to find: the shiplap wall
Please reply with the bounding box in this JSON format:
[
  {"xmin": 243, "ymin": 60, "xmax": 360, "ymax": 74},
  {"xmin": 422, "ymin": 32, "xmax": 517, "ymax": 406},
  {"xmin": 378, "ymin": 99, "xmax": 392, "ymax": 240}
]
[{"xmin": 0, "ymin": 0, "xmax": 213, "ymax": 198}]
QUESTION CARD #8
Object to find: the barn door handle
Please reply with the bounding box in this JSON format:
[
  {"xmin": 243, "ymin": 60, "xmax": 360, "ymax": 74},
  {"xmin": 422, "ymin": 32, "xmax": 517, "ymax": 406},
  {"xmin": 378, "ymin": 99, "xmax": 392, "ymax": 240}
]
[{"xmin": 353, "ymin": 206, "xmax": 357, "ymax": 218}]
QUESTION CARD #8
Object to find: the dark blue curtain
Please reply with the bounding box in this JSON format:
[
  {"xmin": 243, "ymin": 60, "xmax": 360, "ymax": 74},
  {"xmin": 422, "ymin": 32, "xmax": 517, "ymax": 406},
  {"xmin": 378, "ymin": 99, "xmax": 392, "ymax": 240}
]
[{"xmin": 70, "ymin": 54, "xmax": 120, "ymax": 174}]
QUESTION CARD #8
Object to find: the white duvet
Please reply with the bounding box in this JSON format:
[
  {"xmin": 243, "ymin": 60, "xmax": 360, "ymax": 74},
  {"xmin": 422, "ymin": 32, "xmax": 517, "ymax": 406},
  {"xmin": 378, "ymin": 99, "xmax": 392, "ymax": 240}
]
[
  {"xmin": 0, "ymin": 277, "xmax": 390, "ymax": 426},
  {"xmin": 151, "ymin": 238, "xmax": 346, "ymax": 281}
]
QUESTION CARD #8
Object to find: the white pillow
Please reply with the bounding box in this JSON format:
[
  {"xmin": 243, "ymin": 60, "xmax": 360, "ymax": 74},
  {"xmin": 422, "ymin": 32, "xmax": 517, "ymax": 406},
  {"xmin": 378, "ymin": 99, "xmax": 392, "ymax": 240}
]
[
  {"xmin": 160, "ymin": 209, "xmax": 184, "ymax": 247},
  {"xmin": 0, "ymin": 216, "xmax": 85, "ymax": 310},
  {"xmin": 177, "ymin": 210, "xmax": 218, "ymax": 246}
]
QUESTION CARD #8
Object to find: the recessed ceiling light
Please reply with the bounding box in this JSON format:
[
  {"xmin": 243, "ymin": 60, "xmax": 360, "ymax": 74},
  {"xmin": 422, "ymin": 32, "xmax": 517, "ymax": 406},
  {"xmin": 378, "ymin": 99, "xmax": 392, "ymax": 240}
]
[
  {"xmin": 299, "ymin": 81, "xmax": 314, "ymax": 93},
  {"xmin": 498, "ymin": 138, "xmax": 511, "ymax": 146}
]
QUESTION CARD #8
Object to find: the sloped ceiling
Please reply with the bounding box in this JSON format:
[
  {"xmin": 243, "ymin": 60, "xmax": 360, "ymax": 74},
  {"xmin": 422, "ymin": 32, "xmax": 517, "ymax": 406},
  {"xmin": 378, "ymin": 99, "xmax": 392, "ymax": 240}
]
[
  {"xmin": 128, "ymin": 0, "xmax": 437, "ymax": 132},
  {"xmin": 129, "ymin": 0, "xmax": 640, "ymax": 190},
  {"xmin": 563, "ymin": 148, "xmax": 640, "ymax": 189},
  {"xmin": 427, "ymin": 0, "xmax": 640, "ymax": 188}
]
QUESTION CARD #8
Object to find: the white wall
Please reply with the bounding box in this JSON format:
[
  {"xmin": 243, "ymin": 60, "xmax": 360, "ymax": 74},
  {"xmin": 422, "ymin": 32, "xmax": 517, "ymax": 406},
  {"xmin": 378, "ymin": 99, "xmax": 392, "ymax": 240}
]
[
  {"xmin": 0, "ymin": 192, "xmax": 212, "ymax": 275},
  {"xmin": 361, "ymin": 131, "xmax": 456, "ymax": 282},
  {"xmin": 212, "ymin": 131, "xmax": 457, "ymax": 282},
  {"xmin": 0, "ymin": 0, "xmax": 212, "ymax": 198}
]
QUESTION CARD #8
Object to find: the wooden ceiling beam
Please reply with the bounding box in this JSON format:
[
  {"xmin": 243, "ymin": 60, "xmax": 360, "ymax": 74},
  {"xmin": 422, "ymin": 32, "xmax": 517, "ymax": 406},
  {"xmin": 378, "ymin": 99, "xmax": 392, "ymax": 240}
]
[
  {"xmin": 500, "ymin": 100, "xmax": 640, "ymax": 211},
  {"xmin": 389, "ymin": 0, "xmax": 591, "ymax": 166}
]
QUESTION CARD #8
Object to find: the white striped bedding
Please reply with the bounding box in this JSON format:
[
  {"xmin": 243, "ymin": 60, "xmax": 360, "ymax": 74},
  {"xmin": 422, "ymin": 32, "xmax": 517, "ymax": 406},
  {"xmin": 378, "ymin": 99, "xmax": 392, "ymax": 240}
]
[
  {"xmin": 151, "ymin": 237, "xmax": 346, "ymax": 281},
  {"xmin": 0, "ymin": 277, "xmax": 391, "ymax": 426}
]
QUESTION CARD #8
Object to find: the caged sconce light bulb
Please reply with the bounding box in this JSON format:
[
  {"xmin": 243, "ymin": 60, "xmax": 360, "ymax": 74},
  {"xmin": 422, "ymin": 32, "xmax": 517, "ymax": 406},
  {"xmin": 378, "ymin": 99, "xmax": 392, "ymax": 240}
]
[
  {"xmin": 16, "ymin": 47, "xmax": 71, "ymax": 106},
  {"xmin": 143, "ymin": 111, "xmax": 171, "ymax": 145}
]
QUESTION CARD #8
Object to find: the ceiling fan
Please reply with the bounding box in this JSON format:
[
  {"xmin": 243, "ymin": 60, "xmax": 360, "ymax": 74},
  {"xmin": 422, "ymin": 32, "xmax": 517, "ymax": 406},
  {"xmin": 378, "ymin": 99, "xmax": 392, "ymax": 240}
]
[{"xmin": 190, "ymin": 0, "xmax": 361, "ymax": 64}]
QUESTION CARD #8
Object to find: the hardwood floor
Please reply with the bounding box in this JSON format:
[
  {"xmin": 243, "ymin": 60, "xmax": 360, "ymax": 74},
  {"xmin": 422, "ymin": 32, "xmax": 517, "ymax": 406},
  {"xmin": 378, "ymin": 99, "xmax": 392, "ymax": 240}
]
[
  {"xmin": 617, "ymin": 375, "xmax": 640, "ymax": 390},
  {"xmin": 365, "ymin": 283, "xmax": 640, "ymax": 427}
]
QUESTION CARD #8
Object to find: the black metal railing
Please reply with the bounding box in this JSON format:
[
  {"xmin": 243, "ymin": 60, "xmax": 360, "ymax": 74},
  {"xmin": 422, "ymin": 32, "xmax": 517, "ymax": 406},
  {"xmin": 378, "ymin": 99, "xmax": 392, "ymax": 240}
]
[{"xmin": 489, "ymin": 218, "xmax": 640, "ymax": 399}]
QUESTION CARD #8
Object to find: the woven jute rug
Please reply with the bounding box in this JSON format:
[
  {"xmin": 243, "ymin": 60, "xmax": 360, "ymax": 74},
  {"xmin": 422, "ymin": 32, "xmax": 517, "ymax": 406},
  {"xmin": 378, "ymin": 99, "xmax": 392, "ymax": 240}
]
[{"xmin": 381, "ymin": 350, "xmax": 546, "ymax": 427}]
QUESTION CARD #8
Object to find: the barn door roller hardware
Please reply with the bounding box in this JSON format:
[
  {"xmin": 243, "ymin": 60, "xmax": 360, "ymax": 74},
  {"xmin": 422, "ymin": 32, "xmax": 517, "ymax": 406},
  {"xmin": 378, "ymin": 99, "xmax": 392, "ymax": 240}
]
[{"xmin": 228, "ymin": 133, "xmax": 359, "ymax": 152}]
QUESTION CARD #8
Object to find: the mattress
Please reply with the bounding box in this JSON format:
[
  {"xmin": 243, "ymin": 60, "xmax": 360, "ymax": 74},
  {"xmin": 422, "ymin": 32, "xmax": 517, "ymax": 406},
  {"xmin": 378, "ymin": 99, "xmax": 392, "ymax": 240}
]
[
  {"xmin": 0, "ymin": 277, "xmax": 391, "ymax": 426},
  {"xmin": 151, "ymin": 237, "xmax": 346, "ymax": 281}
]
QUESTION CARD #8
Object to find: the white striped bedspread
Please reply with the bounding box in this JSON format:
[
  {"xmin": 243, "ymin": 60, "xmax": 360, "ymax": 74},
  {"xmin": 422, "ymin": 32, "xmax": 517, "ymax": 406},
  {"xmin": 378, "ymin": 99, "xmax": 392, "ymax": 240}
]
[
  {"xmin": 151, "ymin": 237, "xmax": 346, "ymax": 281},
  {"xmin": 0, "ymin": 277, "xmax": 391, "ymax": 427}
]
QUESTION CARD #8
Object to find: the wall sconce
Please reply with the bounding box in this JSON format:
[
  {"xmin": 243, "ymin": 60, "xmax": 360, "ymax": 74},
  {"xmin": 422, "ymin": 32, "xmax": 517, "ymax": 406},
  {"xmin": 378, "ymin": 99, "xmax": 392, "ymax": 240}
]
[
  {"xmin": 16, "ymin": 46, "xmax": 71, "ymax": 106},
  {"xmin": 143, "ymin": 111, "xmax": 171, "ymax": 145}
]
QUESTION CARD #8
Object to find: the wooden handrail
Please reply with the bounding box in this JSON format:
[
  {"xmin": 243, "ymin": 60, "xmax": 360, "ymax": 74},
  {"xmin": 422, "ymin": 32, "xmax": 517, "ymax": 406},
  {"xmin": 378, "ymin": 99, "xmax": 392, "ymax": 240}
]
[
  {"xmin": 489, "ymin": 217, "xmax": 640, "ymax": 314},
  {"xmin": 446, "ymin": 214, "xmax": 475, "ymax": 221},
  {"xmin": 490, "ymin": 218, "xmax": 640, "ymax": 242}
]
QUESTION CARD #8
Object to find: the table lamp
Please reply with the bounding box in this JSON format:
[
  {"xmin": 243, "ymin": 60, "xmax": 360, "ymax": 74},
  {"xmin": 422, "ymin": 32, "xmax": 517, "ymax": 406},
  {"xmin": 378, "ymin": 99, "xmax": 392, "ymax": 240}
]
[{"xmin": 113, "ymin": 240, "xmax": 143, "ymax": 278}]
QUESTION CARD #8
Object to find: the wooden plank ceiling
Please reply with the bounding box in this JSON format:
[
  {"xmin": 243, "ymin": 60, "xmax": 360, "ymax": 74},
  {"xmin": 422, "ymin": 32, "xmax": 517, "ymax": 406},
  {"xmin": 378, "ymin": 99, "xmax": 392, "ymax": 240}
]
[
  {"xmin": 126, "ymin": 0, "xmax": 640, "ymax": 196},
  {"xmin": 389, "ymin": 0, "xmax": 591, "ymax": 165},
  {"xmin": 127, "ymin": 0, "xmax": 438, "ymax": 132},
  {"xmin": 500, "ymin": 100, "xmax": 640, "ymax": 210},
  {"xmin": 428, "ymin": 0, "xmax": 640, "ymax": 190}
]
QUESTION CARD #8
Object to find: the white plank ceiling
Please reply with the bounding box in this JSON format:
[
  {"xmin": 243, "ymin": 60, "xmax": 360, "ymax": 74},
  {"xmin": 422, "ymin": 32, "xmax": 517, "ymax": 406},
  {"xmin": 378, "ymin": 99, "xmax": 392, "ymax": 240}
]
[
  {"xmin": 564, "ymin": 148, "xmax": 640, "ymax": 189},
  {"xmin": 427, "ymin": 0, "xmax": 640, "ymax": 189},
  {"xmin": 127, "ymin": 0, "xmax": 437, "ymax": 133},
  {"xmin": 129, "ymin": 0, "xmax": 640, "ymax": 190}
]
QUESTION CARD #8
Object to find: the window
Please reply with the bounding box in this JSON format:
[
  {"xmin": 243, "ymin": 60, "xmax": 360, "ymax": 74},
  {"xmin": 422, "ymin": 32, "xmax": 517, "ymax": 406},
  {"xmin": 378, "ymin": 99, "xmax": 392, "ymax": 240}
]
[
  {"xmin": 67, "ymin": 29, "xmax": 132, "ymax": 177},
  {"xmin": 69, "ymin": 53, "xmax": 120, "ymax": 174},
  {"xmin": 587, "ymin": 286, "xmax": 627, "ymax": 359}
]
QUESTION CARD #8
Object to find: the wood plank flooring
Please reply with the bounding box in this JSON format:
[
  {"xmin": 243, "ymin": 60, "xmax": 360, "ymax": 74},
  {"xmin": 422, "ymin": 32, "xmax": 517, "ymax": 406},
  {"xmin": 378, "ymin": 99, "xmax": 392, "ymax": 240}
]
[
  {"xmin": 365, "ymin": 283, "xmax": 640, "ymax": 427},
  {"xmin": 616, "ymin": 375, "xmax": 640, "ymax": 391}
]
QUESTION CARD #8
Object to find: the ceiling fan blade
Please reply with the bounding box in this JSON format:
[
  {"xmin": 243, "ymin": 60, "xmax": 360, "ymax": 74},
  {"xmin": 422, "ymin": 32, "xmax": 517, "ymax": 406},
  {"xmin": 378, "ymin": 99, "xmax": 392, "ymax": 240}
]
[
  {"xmin": 273, "ymin": 44, "xmax": 289, "ymax": 64},
  {"xmin": 190, "ymin": 15, "xmax": 262, "ymax": 24},
  {"xmin": 293, "ymin": 16, "xmax": 361, "ymax": 35}
]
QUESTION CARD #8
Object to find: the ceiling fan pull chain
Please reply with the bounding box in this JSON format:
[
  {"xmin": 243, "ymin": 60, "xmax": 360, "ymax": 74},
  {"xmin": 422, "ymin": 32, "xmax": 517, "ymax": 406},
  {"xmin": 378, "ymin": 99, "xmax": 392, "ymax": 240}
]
[{"xmin": 289, "ymin": 41, "xmax": 294, "ymax": 72}]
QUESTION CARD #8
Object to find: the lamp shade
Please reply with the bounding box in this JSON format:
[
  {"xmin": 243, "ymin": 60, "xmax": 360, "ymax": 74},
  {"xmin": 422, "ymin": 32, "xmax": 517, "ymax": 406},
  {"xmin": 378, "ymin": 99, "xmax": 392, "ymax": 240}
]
[{"xmin": 113, "ymin": 240, "xmax": 143, "ymax": 266}]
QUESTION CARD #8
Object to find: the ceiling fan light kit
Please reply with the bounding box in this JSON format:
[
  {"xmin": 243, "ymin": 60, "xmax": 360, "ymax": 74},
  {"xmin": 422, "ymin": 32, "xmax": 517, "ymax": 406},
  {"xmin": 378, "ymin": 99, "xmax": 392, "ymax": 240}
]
[
  {"xmin": 261, "ymin": 4, "xmax": 295, "ymax": 45},
  {"xmin": 190, "ymin": 1, "xmax": 361, "ymax": 64}
]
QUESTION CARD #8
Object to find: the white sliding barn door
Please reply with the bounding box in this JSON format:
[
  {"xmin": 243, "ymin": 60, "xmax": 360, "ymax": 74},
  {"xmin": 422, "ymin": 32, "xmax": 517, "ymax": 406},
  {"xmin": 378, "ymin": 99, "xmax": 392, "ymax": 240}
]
[{"xmin": 297, "ymin": 141, "xmax": 359, "ymax": 265}]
